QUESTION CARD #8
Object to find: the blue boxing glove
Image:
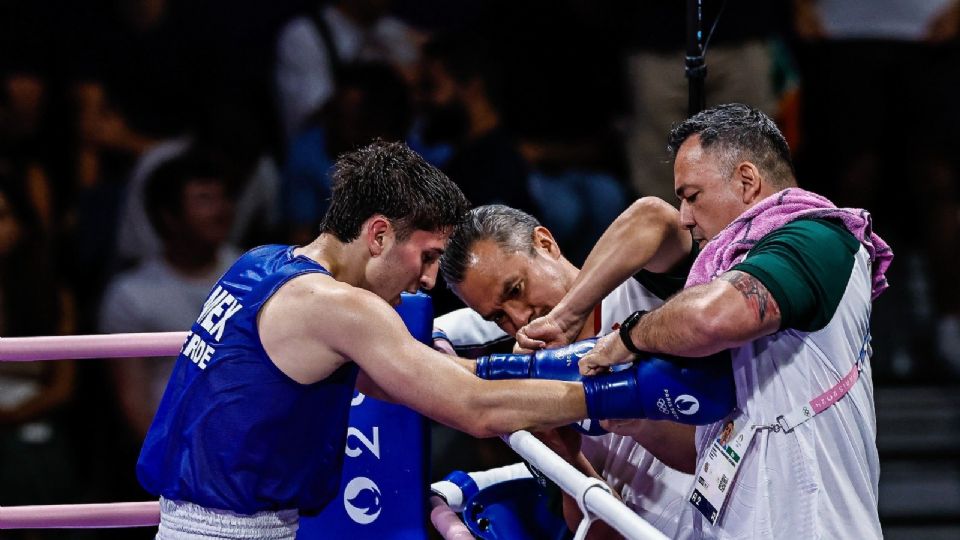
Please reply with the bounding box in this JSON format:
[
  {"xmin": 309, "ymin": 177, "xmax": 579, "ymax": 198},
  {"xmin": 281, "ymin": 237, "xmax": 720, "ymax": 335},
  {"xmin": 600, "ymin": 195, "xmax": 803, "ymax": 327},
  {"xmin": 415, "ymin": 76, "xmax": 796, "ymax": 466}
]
[
  {"xmin": 583, "ymin": 351, "xmax": 736, "ymax": 425},
  {"xmin": 572, "ymin": 418, "xmax": 608, "ymax": 436},
  {"xmin": 475, "ymin": 338, "xmax": 598, "ymax": 382},
  {"xmin": 475, "ymin": 339, "xmax": 607, "ymax": 435}
]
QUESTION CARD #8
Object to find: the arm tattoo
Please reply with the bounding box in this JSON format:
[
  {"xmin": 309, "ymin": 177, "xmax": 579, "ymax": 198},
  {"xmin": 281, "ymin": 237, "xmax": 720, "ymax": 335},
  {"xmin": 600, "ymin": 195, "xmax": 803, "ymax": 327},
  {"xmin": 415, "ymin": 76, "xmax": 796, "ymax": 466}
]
[{"xmin": 720, "ymin": 271, "xmax": 771, "ymax": 322}]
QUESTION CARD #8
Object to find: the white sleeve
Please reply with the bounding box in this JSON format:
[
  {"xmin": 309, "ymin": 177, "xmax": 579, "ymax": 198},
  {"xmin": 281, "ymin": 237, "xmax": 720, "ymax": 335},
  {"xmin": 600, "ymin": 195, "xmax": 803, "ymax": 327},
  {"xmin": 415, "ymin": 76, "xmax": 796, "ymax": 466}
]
[
  {"xmin": 433, "ymin": 308, "xmax": 513, "ymax": 358},
  {"xmin": 275, "ymin": 17, "xmax": 335, "ymax": 140},
  {"xmin": 599, "ymin": 279, "xmax": 665, "ymax": 337},
  {"xmin": 580, "ymin": 433, "xmax": 614, "ymax": 474}
]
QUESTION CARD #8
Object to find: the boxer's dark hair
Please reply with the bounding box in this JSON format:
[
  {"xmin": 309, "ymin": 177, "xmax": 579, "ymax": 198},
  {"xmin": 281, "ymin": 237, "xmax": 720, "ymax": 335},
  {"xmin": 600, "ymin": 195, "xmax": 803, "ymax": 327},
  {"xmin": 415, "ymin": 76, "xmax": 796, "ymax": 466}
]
[
  {"xmin": 321, "ymin": 140, "xmax": 470, "ymax": 242},
  {"xmin": 668, "ymin": 103, "xmax": 796, "ymax": 186},
  {"xmin": 441, "ymin": 204, "xmax": 540, "ymax": 286}
]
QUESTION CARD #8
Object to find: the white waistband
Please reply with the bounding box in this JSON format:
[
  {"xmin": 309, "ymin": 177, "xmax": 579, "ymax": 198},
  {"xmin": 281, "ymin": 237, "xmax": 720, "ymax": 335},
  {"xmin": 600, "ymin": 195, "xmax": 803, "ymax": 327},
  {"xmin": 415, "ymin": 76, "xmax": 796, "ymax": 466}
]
[{"xmin": 157, "ymin": 497, "xmax": 299, "ymax": 539}]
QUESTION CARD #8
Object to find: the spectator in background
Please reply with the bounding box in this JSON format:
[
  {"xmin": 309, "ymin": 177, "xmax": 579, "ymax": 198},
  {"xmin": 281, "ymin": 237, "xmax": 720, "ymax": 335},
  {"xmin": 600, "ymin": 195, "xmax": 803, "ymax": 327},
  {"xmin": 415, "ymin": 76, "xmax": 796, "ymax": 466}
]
[
  {"xmin": 114, "ymin": 100, "xmax": 280, "ymax": 265},
  {"xmin": 617, "ymin": 0, "xmax": 785, "ymax": 203},
  {"xmin": 421, "ymin": 26, "xmax": 626, "ymax": 266},
  {"xmin": 71, "ymin": 0, "xmax": 191, "ymax": 189},
  {"xmin": 282, "ymin": 62, "xmax": 412, "ymax": 245},
  {"xmin": 418, "ymin": 34, "xmax": 537, "ymax": 216},
  {"xmin": 0, "ymin": 177, "xmax": 78, "ymax": 514},
  {"xmin": 484, "ymin": 0, "xmax": 630, "ymax": 263},
  {"xmin": 100, "ymin": 153, "xmax": 238, "ymax": 441},
  {"xmin": 524, "ymin": 166, "xmax": 628, "ymax": 266},
  {"xmin": 792, "ymin": 0, "xmax": 960, "ymax": 377},
  {"xmin": 274, "ymin": 0, "xmax": 422, "ymax": 142},
  {"xmin": 0, "ymin": 0, "xmax": 61, "ymax": 234},
  {"xmin": 66, "ymin": 0, "xmax": 194, "ymax": 332}
]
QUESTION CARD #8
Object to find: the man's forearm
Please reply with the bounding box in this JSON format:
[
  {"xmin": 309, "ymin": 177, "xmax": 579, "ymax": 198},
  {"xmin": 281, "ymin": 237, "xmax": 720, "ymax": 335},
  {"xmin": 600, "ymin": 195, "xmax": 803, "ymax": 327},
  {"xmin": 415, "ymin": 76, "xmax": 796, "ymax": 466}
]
[
  {"xmin": 628, "ymin": 271, "xmax": 781, "ymax": 357},
  {"xmin": 628, "ymin": 284, "xmax": 730, "ymax": 357},
  {"xmin": 554, "ymin": 197, "xmax": 690, "ymax": 328}
]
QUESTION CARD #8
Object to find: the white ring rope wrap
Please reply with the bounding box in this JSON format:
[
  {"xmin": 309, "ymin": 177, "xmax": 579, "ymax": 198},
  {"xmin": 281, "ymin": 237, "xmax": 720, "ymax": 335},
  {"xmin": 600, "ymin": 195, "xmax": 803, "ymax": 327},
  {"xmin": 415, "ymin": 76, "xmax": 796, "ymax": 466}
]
[
  {"xmin": 430, "ymin": 463, "xmax": 532, "ymax": 512},
  {"xmin": 501, "ymin": 431, "xmax": 669, "ymax": 540}
]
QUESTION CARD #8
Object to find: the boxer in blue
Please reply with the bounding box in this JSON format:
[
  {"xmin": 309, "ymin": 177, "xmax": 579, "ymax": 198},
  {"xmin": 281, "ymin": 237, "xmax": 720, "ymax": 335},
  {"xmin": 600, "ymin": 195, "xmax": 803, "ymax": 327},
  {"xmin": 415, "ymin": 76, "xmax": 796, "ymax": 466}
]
[{"xmin": 136, "ymin": 141, "xmax": 594, "ymax": 539}]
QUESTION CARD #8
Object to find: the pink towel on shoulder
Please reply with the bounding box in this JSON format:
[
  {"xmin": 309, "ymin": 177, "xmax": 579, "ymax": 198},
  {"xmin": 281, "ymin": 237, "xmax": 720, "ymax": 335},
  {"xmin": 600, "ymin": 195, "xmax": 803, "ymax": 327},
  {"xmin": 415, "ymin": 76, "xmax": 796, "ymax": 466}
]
[{"xmin": 684, "ymin": 188, "xmax": 893, "ymax": 300}]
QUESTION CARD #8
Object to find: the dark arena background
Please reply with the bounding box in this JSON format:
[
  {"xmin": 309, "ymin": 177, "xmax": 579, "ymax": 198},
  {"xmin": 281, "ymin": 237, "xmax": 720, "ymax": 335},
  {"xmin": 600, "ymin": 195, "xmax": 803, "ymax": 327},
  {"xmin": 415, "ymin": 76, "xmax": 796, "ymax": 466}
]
[{"xmin": 0, "ymin": 1, "xmax": 958, "ymax": 539}]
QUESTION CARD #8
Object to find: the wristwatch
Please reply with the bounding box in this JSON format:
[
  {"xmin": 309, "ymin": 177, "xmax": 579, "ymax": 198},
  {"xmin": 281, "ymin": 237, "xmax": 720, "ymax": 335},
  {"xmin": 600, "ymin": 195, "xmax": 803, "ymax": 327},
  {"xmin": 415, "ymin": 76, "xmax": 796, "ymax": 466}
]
[{"xmin": 619, "ymin": 310, "xmax": 647, "ymax": 355}]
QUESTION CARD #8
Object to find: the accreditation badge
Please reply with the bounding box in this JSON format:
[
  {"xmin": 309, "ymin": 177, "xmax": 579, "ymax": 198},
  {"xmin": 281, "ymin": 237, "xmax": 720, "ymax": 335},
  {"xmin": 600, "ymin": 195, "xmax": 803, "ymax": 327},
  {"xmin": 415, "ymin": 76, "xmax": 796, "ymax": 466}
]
[{"xmin": 688, "ymin": 416, "xmax": 755, "ymax": 525}]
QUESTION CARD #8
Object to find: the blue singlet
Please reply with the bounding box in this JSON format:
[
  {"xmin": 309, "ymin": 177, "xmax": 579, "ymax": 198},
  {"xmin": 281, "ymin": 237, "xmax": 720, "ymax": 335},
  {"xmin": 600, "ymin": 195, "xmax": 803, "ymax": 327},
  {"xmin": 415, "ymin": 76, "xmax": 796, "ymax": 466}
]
[{"xmin": 137, "ymin": 245, "xmax": 359, "ymax": 516}]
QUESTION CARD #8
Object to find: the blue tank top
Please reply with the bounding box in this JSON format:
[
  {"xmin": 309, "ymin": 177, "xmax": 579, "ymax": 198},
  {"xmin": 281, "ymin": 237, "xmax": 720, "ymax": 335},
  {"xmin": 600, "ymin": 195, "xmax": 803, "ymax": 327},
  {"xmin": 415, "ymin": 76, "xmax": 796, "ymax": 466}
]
[{"xmin": 137, "ymin": 245, "xmax": 359, "ymax": 515}]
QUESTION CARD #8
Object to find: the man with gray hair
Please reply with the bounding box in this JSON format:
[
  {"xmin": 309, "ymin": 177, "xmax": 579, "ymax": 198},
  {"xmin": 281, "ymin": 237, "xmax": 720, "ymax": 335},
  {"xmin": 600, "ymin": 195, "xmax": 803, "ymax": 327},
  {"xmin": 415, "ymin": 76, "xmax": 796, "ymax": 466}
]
[{"xmin": 434, "ymin": 200, "xmax": 698, "ymax": 538}]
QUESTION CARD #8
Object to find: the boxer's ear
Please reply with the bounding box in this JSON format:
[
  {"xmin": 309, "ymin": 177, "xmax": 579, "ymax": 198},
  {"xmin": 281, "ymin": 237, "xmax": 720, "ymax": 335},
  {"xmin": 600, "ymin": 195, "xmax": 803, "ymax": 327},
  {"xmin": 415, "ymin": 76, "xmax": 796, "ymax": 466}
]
[{"xmin": 365, "ymin": 215, "xmax": 391, "ymax": 256}]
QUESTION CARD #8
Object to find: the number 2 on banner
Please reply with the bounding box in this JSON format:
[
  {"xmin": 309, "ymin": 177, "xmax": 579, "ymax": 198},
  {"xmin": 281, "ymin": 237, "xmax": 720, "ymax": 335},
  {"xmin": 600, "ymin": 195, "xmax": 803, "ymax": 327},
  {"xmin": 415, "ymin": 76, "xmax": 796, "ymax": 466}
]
[{"xmin": 346, "ymin": 426, "xmax": 380, "ymax": 459}]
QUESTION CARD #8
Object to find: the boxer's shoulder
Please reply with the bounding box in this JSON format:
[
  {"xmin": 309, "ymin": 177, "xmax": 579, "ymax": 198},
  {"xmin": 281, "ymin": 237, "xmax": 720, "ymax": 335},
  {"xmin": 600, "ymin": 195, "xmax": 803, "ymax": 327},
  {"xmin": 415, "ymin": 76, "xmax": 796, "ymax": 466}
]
[
  {"xmin": 265, "ymin": 273, "xmax": 394, "ymax": 335},
  {"xmin": 258, "ymin": 275, "xmax": 391, "ymax": 383}
]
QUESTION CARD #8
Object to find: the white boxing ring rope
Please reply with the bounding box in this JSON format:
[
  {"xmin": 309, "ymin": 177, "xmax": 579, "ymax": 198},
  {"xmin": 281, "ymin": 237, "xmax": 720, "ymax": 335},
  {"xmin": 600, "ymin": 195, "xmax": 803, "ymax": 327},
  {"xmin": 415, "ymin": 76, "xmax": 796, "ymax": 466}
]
[
  {"xmin": 0, "ymin": 332, "xmax": 667, "ymax": 539},
  {"xmin": 503, "ymin": 431, "xmax": 668, "ymax": 540}
]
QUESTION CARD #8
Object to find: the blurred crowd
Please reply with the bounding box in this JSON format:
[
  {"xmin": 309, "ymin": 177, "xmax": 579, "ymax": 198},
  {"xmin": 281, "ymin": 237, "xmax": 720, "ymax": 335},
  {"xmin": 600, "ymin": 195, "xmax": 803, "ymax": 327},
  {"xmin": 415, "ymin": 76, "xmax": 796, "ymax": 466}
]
[{"xmin": 0, "ymin": 0, "xmax": 958, "ymax": 534}]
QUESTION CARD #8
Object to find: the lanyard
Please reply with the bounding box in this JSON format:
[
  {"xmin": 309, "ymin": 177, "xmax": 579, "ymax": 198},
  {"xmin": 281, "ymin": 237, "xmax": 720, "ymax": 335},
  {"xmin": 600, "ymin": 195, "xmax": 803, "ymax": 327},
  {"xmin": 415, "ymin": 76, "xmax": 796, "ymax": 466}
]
[{"xmin": 757, "ymin": 331, "xmax": 871, "ymax": 434}]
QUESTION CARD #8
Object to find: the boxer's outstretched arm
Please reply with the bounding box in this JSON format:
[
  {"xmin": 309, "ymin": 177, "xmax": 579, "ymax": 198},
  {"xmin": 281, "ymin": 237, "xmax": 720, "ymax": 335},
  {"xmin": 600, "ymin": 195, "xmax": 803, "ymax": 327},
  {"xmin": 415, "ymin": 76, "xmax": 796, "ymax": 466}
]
[
  {"xmin": 354, "ymin": 352, "xmax": 475, "ymax": 402},
  {"xmin": 275, "ymin": 277, "xmax": 588, "ymax": 438},
  {"xmin": 346, "ymin": 294, "xmax": 587, "ymax": 438},
  {"xmin": 517, "ymin": 197, "xmax": 691, "ymax": 350}
]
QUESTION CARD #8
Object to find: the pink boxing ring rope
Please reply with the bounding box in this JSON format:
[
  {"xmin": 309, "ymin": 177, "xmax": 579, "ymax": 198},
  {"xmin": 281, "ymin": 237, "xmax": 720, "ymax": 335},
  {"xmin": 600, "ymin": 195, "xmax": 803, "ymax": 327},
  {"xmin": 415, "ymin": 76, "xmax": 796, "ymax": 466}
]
[
  {"xmin": 0, "ymin": 331, "xmax": 188, "ymax": 361},
  {"xmin": 0, "ymin": 331, "xmax": 480, "ymax": 538},
  {"xmin": 0, "ymin": 333, "xmax": 175, "ymax": 530},
  {"xmin": 0, "ymin": 332, "xmax": 662, "ymax": 539},
  {"xmin": 0, "ymin": 502, "xmax": 160, "ymax": 529},
  {"xmin": 429, "ymin": 496, "xmax": 475, "ymax": 539}
]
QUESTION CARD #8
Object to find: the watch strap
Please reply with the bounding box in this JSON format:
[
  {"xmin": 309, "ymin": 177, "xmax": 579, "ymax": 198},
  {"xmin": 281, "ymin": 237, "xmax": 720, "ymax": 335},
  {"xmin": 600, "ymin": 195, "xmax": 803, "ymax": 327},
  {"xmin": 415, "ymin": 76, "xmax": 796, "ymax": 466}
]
[{"xmin": 619, "ymin": 310, "xmax": 647, "ymax": 355}]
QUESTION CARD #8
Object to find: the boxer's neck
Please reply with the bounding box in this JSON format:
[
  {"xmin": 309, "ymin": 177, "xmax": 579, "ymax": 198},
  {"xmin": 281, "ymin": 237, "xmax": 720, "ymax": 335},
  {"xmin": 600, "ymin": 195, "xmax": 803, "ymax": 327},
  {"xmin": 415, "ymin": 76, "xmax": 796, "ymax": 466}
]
[{"xmin": 296, "ymin": 233, "xmax": 365, "ymax": 287}]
